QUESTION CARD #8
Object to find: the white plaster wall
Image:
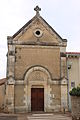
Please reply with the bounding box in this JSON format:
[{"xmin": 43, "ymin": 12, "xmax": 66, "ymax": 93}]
[{"xmin": 68, "ymin": 57, "xmax": 80, "ymax": 89}]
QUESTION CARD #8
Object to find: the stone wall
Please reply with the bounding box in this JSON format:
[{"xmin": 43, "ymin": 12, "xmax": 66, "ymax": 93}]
[
  {"xmin": 71, "ymin": 96, "xmax": 80, "ymax": 119},
  {"xmin": 14, "ymin": 46, "xmax": 60, "ymax": 80},
  {"xmin": 0, "ymin": 85, "xmax": 5, "ymax": 109},
  {"xmin": 6, "ymin": 10, "xmax": 68, "ymax": 113},
  {"xmin": 14, "ymin": 85, "xmax": 24, "ymax": 106},
  {"xmin": 68, "ymin": 57, "xmax": 80, "ymax": 89},
  {"xmin": 50, "ymin": 84, "xmax": 61, "ymax": 111},
  {"xmin": 0, "ymin": 78, "xmax": 6, "ymax": 112}
]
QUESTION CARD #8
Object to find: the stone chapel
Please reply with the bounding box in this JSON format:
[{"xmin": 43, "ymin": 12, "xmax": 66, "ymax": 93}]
[{"xmin": 5, "ymin": 6, "xmax": 68, "ymax": 113}]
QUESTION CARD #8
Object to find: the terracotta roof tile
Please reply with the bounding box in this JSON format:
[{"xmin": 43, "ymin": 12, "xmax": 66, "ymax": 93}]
[{"xmin": 66, "ymin": 52, "xmax": 80, "ymax": 54}]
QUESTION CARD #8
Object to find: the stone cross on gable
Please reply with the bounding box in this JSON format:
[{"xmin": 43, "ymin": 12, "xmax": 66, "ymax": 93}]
[{"xmin": 34, "ymin": 6, "xmax": 41, "ymax": 16}]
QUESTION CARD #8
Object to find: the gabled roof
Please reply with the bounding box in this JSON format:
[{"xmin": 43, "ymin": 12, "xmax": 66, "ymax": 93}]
[
  {"xmin": 40, "ymin": 16, "xmax": 67, "ymax": 42},
  {"xmin": 12, "ymin": 15, "xmax": 36, "ymax": 39},
  {"xmin": 12, "ymin": 14, "xmax": 67, "ymax": 42}
]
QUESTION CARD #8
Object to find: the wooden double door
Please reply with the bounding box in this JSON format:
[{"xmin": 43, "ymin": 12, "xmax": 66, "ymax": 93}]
[{"xmin": 31, "ymin": 88, "xmax": 44, "ymax": 111}]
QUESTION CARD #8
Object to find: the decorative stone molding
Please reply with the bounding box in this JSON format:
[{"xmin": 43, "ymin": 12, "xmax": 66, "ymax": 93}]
[
  {"xmin": 33, "ymin": 28, "xmax": 43, "ymax": 38},
  {"xmin": 61, "ymin": 78, "xmax": 68, "ymax": 85},
  {"xmin": 7, "ymin": 77, "xmax": 15, "ymax": 85},
  {"xmin": 24, "ymin": 66, "xmax": 52, "ymax": 85},
  {"xmin": 15, "ymin": 80, "xmax": 24, "ymax": 85},
  {"xmin": 23, "ymin": 66, "xmax": 52, "ymax": 112}
]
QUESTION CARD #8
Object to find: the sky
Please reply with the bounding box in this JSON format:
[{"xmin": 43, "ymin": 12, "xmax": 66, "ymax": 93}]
[{"xmin": 0, "ymin": 0, "xmax": 80, "ymax": 78}]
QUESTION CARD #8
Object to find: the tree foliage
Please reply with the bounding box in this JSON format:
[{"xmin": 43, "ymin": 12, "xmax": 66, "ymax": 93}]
[{"xmin": 69, "ymin": 87, "xmax": 80, "ymax": 96}]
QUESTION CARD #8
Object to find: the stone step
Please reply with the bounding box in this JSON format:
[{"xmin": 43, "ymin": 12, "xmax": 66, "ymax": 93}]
[
  {"xmin": 27, "ymin": 115, "xmax": 71, "ymax": 120},
  {"xmin": 32, "ymin": 113, "xmax": 53, "ymax": 116},
  {"xmin": 27, "ymin": 113, "xmax": 72, "ymax": 120}
]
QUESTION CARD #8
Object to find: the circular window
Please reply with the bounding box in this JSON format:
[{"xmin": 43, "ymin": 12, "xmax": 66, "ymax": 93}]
[
  {"xmin": 35, "ymin": 30, "xmax": 40, "ymax": 35},
  {"xmin": 34, "ymin": 29, "xmax": 43, "ymax": 38}
]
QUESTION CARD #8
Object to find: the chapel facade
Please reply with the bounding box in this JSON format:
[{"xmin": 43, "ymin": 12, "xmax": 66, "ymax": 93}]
[{"xmin": 5, "ymin": 6, "xmax": 68, "ymax": 113}]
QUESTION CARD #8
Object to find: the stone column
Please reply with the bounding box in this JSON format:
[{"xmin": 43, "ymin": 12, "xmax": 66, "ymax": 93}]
[
  {"xmin": 61, "ymin": 78, "xmax": 68, "ymax": 112},
  {"xmin": 7, "ymin": 37, "xmax": 15, "ymax": 80},
  {"xmin": 5, "ymin": 84, "xmax": 15, "ymax": 113},
  {"xmin": 46, "ymin": 85, "xmax": 52, "ymax": 112},
  {"xmin": 5, "ymin": 37, "xmax": 15, "ymax": 113}
]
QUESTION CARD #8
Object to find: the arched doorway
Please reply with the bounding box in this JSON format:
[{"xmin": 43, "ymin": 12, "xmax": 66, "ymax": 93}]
[{"xmin": 24, "ymin": 66, "xmax": 52, "ymax": 112}]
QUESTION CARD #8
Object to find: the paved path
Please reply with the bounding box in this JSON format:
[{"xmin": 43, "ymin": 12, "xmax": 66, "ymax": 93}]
[
  {"xmin": 0, "ymin": 116, "xmax": 17, "ymax": 120},
  {"xmin": 0, "ymin": 113, "xmax": 72, "ymax": 120}
]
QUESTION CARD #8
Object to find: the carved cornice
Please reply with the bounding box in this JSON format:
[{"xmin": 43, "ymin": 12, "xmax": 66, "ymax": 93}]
[{"xmin": 8, "ymin": 40, "xmax": 66, "ymax": 47}]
